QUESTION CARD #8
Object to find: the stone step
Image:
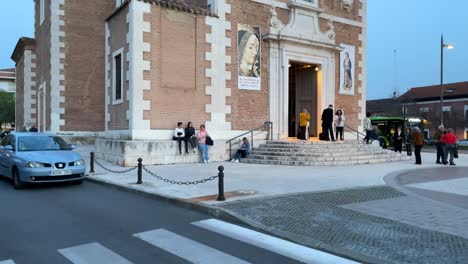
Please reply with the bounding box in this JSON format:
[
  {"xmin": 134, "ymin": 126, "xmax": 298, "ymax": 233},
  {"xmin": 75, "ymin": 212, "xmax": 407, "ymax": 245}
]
[
  {"xmin": 247, "ymin": 153, "xmax": 396, "ymax": 162},
  {"xmin": 258, "ymin": 143, "xmax": 379, "ymax": 149},
  {"xmin": 249, "ymin": 151, "xmax": 393, "ymax": 158},
  {"xmin": 241, "ymin": 156, "xmax": 405, "ymax": 166},
  {"xmin": 252, "ymin": 146, "xmax": 389, "ymax": 153}
]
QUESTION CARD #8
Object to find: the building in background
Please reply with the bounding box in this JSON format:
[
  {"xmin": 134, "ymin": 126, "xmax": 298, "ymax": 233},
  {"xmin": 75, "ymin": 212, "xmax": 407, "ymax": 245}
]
[
  {"xmin": 368, "ymin": 81, "xmax": 468, "ymax": 140},
  {"xmin": 0, "ymin": 68, "xmax": 15, "ymax": 93},
  {"xmin": 12, "ymin": 0, "xmax": 367, "ymax": 164}
]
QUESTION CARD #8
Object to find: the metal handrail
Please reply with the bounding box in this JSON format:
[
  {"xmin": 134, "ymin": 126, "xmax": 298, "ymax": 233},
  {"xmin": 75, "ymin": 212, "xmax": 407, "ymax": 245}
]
[
  {"xmin": 226, "ymin": 121, "xmax": 273, "ymax": 160},
  {"xmin": 343, "ymin": 124, "xmax": 366, "ymax": 141}
]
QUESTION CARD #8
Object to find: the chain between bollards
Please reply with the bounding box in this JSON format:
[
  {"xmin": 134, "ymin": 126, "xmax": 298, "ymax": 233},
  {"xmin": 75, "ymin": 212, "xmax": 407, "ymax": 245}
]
[
  {"xmin": 216, "ymin": 165, "xmax": 225, "ymax": 201},
  {"xmin": 137, "ymin": 158, "xmax": 143, "ymax": 184},
  {"xmin": 90, "ymin": 152, "xmax": 95, "ymax": 173}
]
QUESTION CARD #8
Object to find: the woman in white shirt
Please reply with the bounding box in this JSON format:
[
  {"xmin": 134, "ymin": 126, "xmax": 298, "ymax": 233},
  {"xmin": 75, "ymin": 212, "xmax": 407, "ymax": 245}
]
[
  {"xmin": 335, "ymin": 109, "xmax": 345, "ymax": 140},
  {"xmin": 173, "ymin": 122, "xmax": 187, "ymax": 154}
]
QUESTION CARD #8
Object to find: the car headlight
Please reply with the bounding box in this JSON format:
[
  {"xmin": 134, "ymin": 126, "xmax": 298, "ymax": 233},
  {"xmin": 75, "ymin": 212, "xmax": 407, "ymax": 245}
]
[
  {"xmin": 74, "ymin": 159, "xmax": 85, "ymax": 166},
  {"xmin": 26, "ymin": 161, "xmax": 45, "ymax": 168}
]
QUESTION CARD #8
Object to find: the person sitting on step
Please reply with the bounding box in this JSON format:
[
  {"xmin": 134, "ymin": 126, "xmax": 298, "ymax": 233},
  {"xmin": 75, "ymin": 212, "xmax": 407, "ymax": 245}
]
[
  {"xmin": 173, "ymin": 122, "xmax": 187, "ymax": 155},
  {"xmin": 231, "ymin": 137, "xmax": 251, "ymax": 162}
]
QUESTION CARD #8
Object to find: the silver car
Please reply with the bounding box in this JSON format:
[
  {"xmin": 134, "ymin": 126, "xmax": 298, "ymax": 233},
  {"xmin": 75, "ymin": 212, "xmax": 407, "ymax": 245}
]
[{"xmin": 0, "ymin": 132, "xmax": 86, "ymax": 189}]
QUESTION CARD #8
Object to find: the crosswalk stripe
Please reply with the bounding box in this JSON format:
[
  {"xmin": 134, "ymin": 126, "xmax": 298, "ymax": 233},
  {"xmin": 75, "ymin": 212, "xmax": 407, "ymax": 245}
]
[
  {"xmin": 192, "ymin": 219, "xmax": 360, "ymax": 264},
  {"xmin": 134, "ymin": 229, "xmax": 251, "ymax": 264},
  {"xmin": 58, "ymin": 242, "xmax": 133, "ymax": 264},
  {"xmin": 0, "ymin": 260, "xmax": 15, "ymax": 264}
]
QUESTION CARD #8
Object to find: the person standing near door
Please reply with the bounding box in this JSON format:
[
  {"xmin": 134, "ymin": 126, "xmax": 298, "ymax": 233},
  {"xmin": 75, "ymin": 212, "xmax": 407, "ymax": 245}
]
[
  {"xmin": 321, "ymin": 104, "xmax": 335, "ymax": 141},
  {"xmin": 335, "ymin": 109, "xmax": 345, "ymax": 141},
  {"xmin": 298, "ymin": 109, "xmax": 310, "ymax": 140}
]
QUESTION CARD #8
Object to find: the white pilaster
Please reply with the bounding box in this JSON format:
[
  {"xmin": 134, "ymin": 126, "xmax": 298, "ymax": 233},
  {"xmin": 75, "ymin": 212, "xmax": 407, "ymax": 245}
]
[
  {"xmin": 128, "ymin": 0, "xmax": 151, "ymax": 137},
  {"xmin": 105, "ymin": 23, "xmax": 111, "ymax": 131},
  {"xmin": 205, "ymin": 0, "xmax": 232, "ymax": 131},
  {"xmin": 357, "ymin": 0, "xmax": 367, "ymax": 132},
  {"xmin": 23, "ymin": 50, "xmax": 37, "ymax": 126},
  {"xmin": 50, "ymin": 0, "xmax": 65, "ymax": 132}
]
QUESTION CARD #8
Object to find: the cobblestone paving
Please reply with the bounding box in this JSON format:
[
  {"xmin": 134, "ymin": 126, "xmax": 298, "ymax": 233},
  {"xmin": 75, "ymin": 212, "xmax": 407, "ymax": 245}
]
[{"xmin": 220, "ymin": 186, "xmax": 468, "ymax": 264}]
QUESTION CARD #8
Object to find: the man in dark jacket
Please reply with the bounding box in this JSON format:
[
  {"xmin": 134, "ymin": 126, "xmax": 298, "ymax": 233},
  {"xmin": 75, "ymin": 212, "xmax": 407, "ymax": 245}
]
[{"xmin": 321, "ymin": 104, "xmax": 335, "ymax": 141}]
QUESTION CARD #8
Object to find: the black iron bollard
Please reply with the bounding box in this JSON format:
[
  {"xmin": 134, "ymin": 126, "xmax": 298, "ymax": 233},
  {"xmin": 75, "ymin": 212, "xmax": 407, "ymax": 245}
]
[
  {"xmin": 217, "ymin": 165, "xmax": 226, "ymax": 201},
  {"xmin": 137, "ymin": 158, "xmax": 143, "ymax": 184},
  {"xmin": 90, "ymin": 152, "xmax": 95, "ymax": 173}
]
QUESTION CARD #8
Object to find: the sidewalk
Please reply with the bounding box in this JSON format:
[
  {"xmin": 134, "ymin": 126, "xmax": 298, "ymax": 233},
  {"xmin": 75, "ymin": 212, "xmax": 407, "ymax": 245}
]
[{"xmin": 79, "ymin": 145, "xmax": 468, "ymax": 264}]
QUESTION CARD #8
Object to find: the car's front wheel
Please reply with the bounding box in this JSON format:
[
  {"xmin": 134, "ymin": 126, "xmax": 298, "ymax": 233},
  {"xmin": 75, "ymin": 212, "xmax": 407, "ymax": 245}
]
[{"xmin": 12, "ymin": 168, "xmax": 24, "ymax": 189}]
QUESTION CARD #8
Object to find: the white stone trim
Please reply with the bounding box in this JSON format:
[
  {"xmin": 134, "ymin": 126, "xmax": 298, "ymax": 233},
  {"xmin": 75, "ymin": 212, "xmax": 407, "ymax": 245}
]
[
  {"xmin": 50, "ymin": 0, "xmax": 65, "ymax": 132},
  {"xmin": 104, "ymin": 128, "xmax": 268, "ymax": 140},
  {"xmin": 357, "ymin": 0, "xmax": 366, "ymax": 133},
  {"xmin": 269, "ymin": 46, "xmax": 336, "ymax": 140},
  {"xmin": 112, "ymin": 48, "xmax": 124, "ymax": 105},
  {"xmin": 248, "ymin": 0, "xmax": 363, "ymax": 28},
  {"xmin": 38, "ymin": 82, "xmax": 46, "ymax": 132},
  {"xmin": 105, "ymin": 23, "xmax": 110, "ymax": 131},
  {"xmin": 23, "ymin": 50, "xmax": 37, "ymax": 126},
  {"xmin": 127, "ymin": 0, "xmax": 151, "ymax": 137},
  {"xmin": 205, "ymin": 0, "xmax": 231, "ymax": 132},
  {"xmin": 40, "ymin": 0, "xmax": 45, "ymax": 24}
]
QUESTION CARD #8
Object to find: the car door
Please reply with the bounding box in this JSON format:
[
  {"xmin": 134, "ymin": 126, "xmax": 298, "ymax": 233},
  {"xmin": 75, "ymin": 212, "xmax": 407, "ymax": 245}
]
[{"xmin": 0, "ymin": 135, "xmax": 12, "ymax": 176}]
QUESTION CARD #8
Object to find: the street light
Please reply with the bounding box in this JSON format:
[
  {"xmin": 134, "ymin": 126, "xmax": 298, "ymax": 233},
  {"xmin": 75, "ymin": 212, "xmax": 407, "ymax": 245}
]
[{"xmin": 440, "ymin": 34, "xmax": 454, "ymax": 127}]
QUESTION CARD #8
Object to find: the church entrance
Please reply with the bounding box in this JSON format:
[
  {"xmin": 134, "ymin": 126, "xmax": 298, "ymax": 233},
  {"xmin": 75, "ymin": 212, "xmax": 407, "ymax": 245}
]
[{"xmin": 288, "ymin": 62, "xmax": 319, "ymax": 138}]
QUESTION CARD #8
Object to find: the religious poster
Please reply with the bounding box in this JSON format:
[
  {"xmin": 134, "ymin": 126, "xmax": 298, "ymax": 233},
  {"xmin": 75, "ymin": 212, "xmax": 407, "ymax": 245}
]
[
  {"xmin": 238, "ymin": 24, "xmax": 261, "ymax": 90},
  {"xmin": 339, "ymin": 44, "xmax": 355, "ymax": 95}
]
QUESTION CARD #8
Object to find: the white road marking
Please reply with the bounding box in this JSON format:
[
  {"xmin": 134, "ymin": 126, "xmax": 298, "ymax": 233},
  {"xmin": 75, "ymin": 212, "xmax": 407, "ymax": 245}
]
[
  {"xmin": 134, "ymin": 228, "xmax": 250, "ymax": 264},
  {"xmin": 58, "ymin": 242, "xmax": 133, "ymax": 264},
  {"xmin": 192, "ymin": 219, "xmax": 360, "ymax": 264},
  {"xmin": 407, "ymin": 177, "xmax": 468, "ymax": 196}
]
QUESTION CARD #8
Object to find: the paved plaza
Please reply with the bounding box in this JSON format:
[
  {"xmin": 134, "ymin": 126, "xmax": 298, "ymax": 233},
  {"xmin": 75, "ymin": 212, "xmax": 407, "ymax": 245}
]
[{"xmin": 82, "ymin": 146, "xmax": 468, "ymax": 264}]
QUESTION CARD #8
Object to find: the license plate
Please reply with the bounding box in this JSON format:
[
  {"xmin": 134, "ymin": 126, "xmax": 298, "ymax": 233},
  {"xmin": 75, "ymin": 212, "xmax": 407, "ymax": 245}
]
[{"xmin": 50, "ymin": 169, "xmax": 72, "ymax": 176}]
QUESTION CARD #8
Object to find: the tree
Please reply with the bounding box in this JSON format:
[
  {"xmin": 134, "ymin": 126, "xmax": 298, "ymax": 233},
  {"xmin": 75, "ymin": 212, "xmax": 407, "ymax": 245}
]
[{"xmin": 0, "ymin": 91, "xmax": 15, "ymax": 129}]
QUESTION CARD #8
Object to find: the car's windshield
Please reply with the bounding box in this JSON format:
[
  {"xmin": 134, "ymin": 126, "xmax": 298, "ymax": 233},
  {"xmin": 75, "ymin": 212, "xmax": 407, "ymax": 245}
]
[{"xmin": 17, "ymin": 136, "xmax": 72, "ymax": 151}]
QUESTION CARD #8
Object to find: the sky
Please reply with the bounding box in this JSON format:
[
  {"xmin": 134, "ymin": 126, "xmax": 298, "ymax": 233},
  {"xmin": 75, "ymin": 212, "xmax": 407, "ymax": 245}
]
[{"xmin": 0, "ymin": 0, "xmax": 467, "ymax": 100}]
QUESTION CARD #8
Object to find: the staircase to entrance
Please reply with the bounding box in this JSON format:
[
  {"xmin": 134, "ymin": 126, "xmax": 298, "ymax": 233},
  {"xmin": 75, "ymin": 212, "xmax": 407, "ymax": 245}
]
[{"xmin": 242, "ymin": 139, "xmax": 410, "ymax": 166}]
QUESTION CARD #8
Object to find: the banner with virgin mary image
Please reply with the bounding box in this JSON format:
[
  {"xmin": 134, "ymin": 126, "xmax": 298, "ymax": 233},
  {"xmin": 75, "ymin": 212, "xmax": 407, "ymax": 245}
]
[
  {"xmin": 339, "ymin": 44, "xmax": 355, "ymax": 95},
  {"xmin": 238, "ymin": 24, "xmax": 261, "ymax": 90}
]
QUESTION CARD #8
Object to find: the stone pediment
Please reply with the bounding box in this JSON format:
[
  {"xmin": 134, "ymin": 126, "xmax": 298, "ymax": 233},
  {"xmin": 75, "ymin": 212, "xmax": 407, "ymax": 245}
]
[{"xmin": 266, "ymin": 0, "xmax": 339, "ymax": 49}]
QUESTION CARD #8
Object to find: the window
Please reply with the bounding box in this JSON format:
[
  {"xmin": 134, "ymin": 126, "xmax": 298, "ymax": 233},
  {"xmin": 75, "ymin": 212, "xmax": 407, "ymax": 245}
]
[
  {"xmin": 465, "ymin": 105, "xmax": 468, "ymax": 124},
  {"xmin": 420, "ymin": 107, "xmax": 429, "ymax": 120},
  {"xmin": 443, "ymin": 106, "xmax": 451, "ymax": 124},
  {"xmin": 112, "ymin": 49, "xmax": 124, "ymax": 104},
  {"xmin": 40, "ymin": 0, "xmax": 45, "ymax": 24},
  {"xmin": 207, "ymin": 0, "xmax": 217, "ymax": 14}
]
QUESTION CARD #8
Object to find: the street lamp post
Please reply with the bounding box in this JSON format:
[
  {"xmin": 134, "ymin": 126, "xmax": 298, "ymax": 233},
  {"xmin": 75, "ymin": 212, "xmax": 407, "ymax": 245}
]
[{"xmin": 440, "ymin": 34, "xmax": 454, "ymax": 127}]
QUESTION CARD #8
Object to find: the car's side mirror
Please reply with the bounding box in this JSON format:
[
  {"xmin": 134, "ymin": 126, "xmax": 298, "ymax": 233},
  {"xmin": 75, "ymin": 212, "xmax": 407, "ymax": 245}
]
[
  {"xmin": 70, "ymin": 144, "xmax": 77, "ymax": 149},
  {"xmin": 4, "ymin": 145, "xmax": 14, "ymax": 151}
]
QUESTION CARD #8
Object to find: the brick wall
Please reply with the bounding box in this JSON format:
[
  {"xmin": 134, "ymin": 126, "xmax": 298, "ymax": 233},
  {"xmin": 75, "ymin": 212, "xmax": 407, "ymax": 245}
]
[
  {"xmin": 226, "ymin": 0, "xmax": 271, "ymax": 130},
  {"xmin": 62, "ymin": 0, "xmax": 114, "ymax": 131},
  {"xmin": 35, "ymin": 0, "xmax": 52, "ymax": 131},
  {"xmin": 107, "ymin": 4, "xmax": 130, "ymax": 130},
  {"xmin": 15, "ymin": 57, "xmax": 25, "ymax": 128},
  {"xmin": 147, "ymin": 6, "xmax": 209, "ymax": 129}
]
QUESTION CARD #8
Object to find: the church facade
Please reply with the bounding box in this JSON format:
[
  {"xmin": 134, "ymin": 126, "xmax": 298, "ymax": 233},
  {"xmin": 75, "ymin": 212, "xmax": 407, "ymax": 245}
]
[{"xmin": 13, "ymin": 0, "xmax": 367, "ymax": 164}]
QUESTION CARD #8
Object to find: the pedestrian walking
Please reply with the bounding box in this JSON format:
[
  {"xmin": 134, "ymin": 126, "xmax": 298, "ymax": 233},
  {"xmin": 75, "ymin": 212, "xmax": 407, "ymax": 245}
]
[
  {"xmin": 433, "ymin": 125, "xmax": 445, "ymax": 164},
  {"xmin": 321, "ymin": 104, "xmax": 335, "ymax": 141},
  {"xmin": 335, "ymin": 109, "xmax": 345, "ymax": 141},
  {"xmin": 197, "ymin": 124, "xmax": 210, "ymax": 163},
  {"xmin": 442, "ymin": 128, "xmax": 457, "ymax": 166},
  {"xmin": 412, "ymin": 127, "xmax": 424, "ymax": 165}
]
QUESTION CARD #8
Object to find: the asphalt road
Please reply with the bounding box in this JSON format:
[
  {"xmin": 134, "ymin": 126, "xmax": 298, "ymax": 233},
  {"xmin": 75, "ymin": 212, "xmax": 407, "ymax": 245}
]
[{"xmin": 0, "ymin": 178, "xmax": 345, "ymax": 264}]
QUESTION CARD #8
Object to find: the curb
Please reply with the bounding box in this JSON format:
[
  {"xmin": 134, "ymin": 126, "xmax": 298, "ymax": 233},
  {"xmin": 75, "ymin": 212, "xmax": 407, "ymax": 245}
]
[{"xmin": 84, "ymin": 176, "xmax": 385, "ymax": 264}]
